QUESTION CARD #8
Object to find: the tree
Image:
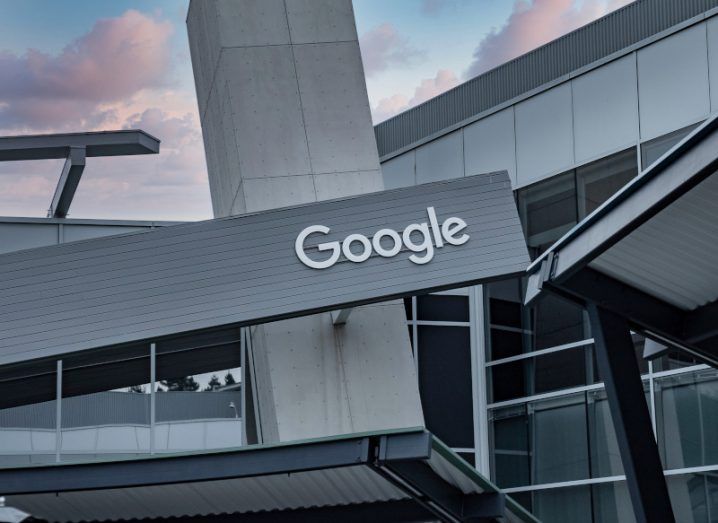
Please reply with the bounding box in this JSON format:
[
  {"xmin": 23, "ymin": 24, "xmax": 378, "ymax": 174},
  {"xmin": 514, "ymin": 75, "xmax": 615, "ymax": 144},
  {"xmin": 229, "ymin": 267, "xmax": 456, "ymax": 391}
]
[
  {"xmin": 161, "ymin": 376, "xmax": 200, "ymax": 391},
  {"xmin": 205, "ymin": 374, "xmax": 222, "ymax": 391},
  {"xmin": 224, "ymin": 371, "xmax": 236, "ymax": 386}
]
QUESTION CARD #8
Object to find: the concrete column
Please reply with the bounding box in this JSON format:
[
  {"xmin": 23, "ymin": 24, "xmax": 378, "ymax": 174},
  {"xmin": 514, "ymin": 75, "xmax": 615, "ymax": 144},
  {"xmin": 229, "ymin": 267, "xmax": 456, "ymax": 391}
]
[{"xmin": 187, "ymin": 0, "xmax": 424, "ymax": 442}]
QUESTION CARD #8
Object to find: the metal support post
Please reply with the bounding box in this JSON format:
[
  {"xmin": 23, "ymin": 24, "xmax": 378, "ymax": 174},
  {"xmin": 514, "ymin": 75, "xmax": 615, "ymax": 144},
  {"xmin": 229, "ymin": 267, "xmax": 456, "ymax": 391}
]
[{"xmin": 588, "ymin": 303, "xmax": 674, "ymax": 523}]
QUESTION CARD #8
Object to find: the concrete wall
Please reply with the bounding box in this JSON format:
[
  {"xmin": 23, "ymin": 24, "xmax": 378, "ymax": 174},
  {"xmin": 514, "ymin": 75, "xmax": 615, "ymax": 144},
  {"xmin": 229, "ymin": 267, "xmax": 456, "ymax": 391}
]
[{"xmin": 187, "ymin": 0, "xmax": 423, "ymax": 442}]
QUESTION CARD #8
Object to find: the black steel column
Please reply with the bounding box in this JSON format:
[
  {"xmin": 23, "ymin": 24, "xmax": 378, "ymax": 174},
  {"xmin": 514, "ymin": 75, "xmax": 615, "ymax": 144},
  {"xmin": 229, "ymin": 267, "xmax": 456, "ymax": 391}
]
[{"xmin": 588, "ymin": 303, "xmax": 674, "ymax": 523}]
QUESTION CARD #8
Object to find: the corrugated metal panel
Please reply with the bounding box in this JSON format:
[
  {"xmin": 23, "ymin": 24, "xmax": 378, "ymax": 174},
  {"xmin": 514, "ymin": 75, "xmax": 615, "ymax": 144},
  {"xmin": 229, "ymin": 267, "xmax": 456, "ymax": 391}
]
[
  {"xmin": 8, "ymin": 466, "xmax": 407, "ymax": 522},
  {"xmin": 591, "ymin": 172, "xmax": 718, "ymax": 309},
  {"xmin": 0, "ymin": 172, "xmax": 529, "ymax": 368},
  {"xmin": 374, "ymin": 0, "xmax": 718, "ymax": 158}
]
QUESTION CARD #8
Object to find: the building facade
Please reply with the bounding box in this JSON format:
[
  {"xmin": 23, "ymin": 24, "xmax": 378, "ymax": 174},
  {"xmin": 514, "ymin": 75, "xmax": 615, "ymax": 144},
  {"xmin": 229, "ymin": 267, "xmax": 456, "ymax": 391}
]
[
  {"xmin": 376, "ymin": 1, "xmax": 718, "ymax": 520},
  {"xmin": 1, "ymin": 1, "xmax": 718, "ymax": 522}
]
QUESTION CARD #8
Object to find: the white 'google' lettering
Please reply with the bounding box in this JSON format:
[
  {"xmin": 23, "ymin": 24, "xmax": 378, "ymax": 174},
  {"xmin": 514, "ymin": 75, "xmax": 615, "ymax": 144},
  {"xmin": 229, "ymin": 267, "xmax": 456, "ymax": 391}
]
[{"xmin": 295, "ymin": 207, "xmax": 469, "ymax": 269}]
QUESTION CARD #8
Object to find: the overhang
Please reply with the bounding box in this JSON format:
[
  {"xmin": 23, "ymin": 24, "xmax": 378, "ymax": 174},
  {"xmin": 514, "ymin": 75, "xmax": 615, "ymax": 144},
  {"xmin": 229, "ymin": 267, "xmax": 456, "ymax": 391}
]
[
  {"xmin": 0, "ymin": 428, "xmax": 536, "ymax": 523},
  {"xmin": 0, "ymin": 172, "xmax": 529, "ymax": 408},
  {"xmin": 0, "ymin": 130, "xmax": 160, "ymax": 161},
  {"xmin": 525, "ymin": 115, "xmax": 718, "ymax": 365}
]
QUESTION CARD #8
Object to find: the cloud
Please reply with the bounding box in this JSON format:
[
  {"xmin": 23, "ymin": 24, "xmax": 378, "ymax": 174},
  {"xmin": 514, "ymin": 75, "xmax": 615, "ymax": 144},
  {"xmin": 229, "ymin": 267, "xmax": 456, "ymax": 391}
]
[
  {"xmin": 359, "ymin": 23, "xmax": 426, "ymax": 77},
  {"xmin": 465, "ymin": 0, "xmax": 633, "ymax": 79},
  {"xmin": 372, "ymin": 69, "xmax": 459, "ymax": 123},
  {"xmin": 0, "ymin": 10, "xmax": 212, "ymax": 221},
  {"xmin": 0, "ymin": 10, "xmax": 173, "ymax": 131},
  {"xmin": 421, "ymin": 0, "xmax": 455, "ymax": 15}
]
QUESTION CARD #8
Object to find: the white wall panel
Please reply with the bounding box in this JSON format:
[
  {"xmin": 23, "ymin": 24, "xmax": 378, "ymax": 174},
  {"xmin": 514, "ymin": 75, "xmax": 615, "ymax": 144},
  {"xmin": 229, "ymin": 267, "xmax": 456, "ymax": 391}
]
[
  {"xmin": 573, "ymin": 55, "xmax": 639, "ymax": 162},
  {"xmin": 415, "ymin": 130, "xmax": 463, "ymax": 184},
  {"xmin": 381, "ymin": 151, "xmax": 415, "ymax": 189},
  {"xmin": 515, "ymin": 83, "xmax": 574, "ymax": 187},
  {"xmin": 637, "ymin": 24, "xmax": 710, "ymax": 140},
  {"xmin": 463, "ymin": 107, "xmax": 516, "ymax": 186}
]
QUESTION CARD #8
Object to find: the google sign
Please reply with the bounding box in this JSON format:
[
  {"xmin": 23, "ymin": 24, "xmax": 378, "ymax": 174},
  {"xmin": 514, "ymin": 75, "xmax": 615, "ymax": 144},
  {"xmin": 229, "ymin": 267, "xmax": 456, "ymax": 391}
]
[{"xmin": 295, "ymin": 206, "xmax": 469, "ymax": 269}]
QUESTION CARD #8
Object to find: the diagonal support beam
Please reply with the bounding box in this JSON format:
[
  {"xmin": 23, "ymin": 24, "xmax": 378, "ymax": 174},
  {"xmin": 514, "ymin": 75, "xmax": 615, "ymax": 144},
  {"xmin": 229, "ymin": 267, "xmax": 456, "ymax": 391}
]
[
  {"xmin": 331, "ymin": 308, "xmax": 353, "ymax": 325},
  {"xmin": 49, "ymin": 146, "xmax": 86, "ymax": 218},
  {"xmin": 588, "ymin": 304, "xmax": 674, "ymax": 523}
]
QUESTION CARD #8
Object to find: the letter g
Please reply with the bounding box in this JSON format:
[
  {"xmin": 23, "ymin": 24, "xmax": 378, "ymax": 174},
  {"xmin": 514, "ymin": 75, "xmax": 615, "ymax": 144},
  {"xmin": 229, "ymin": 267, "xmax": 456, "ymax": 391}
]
[{"xmin": 295, "ymin": 225, "xmax": 341, "ymax": 269}]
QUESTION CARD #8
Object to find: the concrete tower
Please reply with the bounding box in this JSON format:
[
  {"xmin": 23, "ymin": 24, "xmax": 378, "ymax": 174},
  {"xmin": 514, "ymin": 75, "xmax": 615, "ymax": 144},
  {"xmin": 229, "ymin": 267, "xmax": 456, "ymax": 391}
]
[{"xmin": 187, "ymin": 0, "xmax": 424, "ymax": 442}]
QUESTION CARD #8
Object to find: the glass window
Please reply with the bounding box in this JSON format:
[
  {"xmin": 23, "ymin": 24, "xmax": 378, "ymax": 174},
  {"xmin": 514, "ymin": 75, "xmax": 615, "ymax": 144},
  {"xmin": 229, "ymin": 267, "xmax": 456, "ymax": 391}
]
[
  {"xmin": 654, "ymin": 368, "xmax": 718, "ymax": 470},
  {"xmin": 61, "ymin": 354, "xmax": 151, "ymax": 463},
  {"xmin": 667, "ymin": 473, "xmax": 718, "ymax": 523},
  {"xmin": 155, "ymin": 365, "xmax": 242, "ymax": 453},
  {"xmin": 490, "ymin": 404, "xmax": 530, "ymax": 488},
  {"xmin": 490, "ymin": 390, "xmax": 631, "ymax": 489},
  {"xmin": 531, "ymin": 293, "xmax": 587, "ymax": 351},
  {"xmin": 652, "ymin": 349, "xmax": 701, "ymax": 372},
  {"xmin": 587, "ymin": 389, "xmax": 624, "ymax": 478},
  {"xmin": 417, "ymin": 326, "xmax": 473, "ymax": 448},
  {"xmin": 416, "ymin": 294, "xmax": 469, "ymax": 322},
  {"xmin": 592, "ymin": 481, "xmax": 634, "ymax": 523},
  {"xmin": 403, "ymin": 297, "xmax": 413, "ymax": 320},
  {"xmin": 576, "ymin": 148, "xmax": 638, "ymax": 218},
  {"xmin": 517, "ymin": 171, "xmax": 577, "ymax": 258},
  {"xmin": 533, "ymin": 484, "xmax": 592, "ymax": 523},
  {"xmin": 641, "ymin": 122, "xmax": 701, "ymax": 170},
  {"xmin": 532, "ymin": 395, "xmax": 590, "ymax": 484},
  {"xmin": 489, "ymin": 346, "xmax": 591, "ymax": 403},
  {"xmin": 0, "ymin": 398, "xmax": 56, "ymax": 467}
]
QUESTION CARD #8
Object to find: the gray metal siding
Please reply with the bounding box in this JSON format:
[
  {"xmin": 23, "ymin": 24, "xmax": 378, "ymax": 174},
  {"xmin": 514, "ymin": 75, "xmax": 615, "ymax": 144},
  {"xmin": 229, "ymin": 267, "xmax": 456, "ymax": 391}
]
[
  {"xmin": 0, "ymin": 173, "xmax": 528, "ymax": 367},
  {"xmin": 374, "ymin": 0, "xmax": 718, "ymax": 158}
]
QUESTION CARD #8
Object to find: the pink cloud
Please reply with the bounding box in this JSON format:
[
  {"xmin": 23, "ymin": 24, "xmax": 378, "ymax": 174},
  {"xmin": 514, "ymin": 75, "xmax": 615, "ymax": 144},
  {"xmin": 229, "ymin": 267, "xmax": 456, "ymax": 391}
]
[
  {"xmin": 465, "ymin": 0, "xmax": 633, "ymax": 79},
  {"xmin": 0, "ymin": 10, "xmax": 173, "ymax": 130},
  {"xmin": 359, "ymin": 23, "xmax": 425, "ymax": 77},
  {"xmin": 372, "ymin": 69, "xmax": 459, "ymax": 123},
  {"xmin": 0, "ymin": 10, "xmax": 212, "ymax": 221}
]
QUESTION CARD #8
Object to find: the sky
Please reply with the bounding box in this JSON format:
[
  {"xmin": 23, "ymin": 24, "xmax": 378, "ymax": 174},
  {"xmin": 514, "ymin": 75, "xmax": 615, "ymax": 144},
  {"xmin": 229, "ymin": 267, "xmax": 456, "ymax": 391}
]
[{"xmin": 0, "ymin": 0, "xmax": 631, "ymax": 221}]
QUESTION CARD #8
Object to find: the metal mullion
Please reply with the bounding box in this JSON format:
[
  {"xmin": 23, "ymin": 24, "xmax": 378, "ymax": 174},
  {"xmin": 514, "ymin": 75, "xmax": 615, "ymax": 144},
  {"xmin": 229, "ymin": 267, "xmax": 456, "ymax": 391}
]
[
  {"xmin": 150, "ymin": 343, "xmax": 156, "ymax": 455},
  {"xmin": 470, "ymin": 285, "xmax": 490, "ymax": 476},
  {"xmin": 486, "ymin": 339, "xmax": 595, "ymax": 367},
  {"xmin": 55, "ymin": 360, "xmax": 62, "ymax": 463},
  {"xmin": 413, "ymin": 320, "xmax": 471, "ymax": 327},
  {"xmin": 488, "ymin": 382, "xmax": 606, "ymax": 409}
]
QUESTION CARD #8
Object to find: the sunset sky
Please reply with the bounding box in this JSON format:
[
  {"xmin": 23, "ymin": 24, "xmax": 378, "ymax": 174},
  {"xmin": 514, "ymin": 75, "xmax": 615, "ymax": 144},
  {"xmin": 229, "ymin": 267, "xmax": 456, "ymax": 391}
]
[{"xmin": 0, "ymin": 0, "xmax": 630, "ymax": 221}]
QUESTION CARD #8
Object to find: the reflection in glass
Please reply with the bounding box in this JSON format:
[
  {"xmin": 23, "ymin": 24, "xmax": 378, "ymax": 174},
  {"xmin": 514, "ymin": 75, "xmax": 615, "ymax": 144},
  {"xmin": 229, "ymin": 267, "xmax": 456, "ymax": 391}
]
[
  {"xmin": 641, "ymin": 122, "xmax": 701, "ymax": 170},
  {"xmin": 533, "ymin": 484, "xmax": 592, "ymax": 523},
  {"xmin": 0, "ymin": 399, "xmax": 57, "ymax": 466},
  {"xmin": 489, "ymin": 346, "xmax": 591, "ymax": 403},
  {"xmin": 655, "ymin": 369, "xmax": 718, "ymax": 470},
  {"xmin": 576, "ymin": 148, "xmax": 637, "ymax": 219},
  {"xmin": 592, "ymin": 481, "xmax": 634, "ymax": 523},
  {"xmin": 517, "ymin": 171, "xmax": 577, "ymax": 258},
  {"xmin": 490, "ymin": 390, "xmax": 627, "ymax": 488},
  {"xmin": 667, "ymin": 473, "xmax": 718, "ymax": 523},
  {"xmin": 485, "ymin": 277, "xmax": 587, "ymax": 361},
  {"xmin": 155, "ymin": 367, "xmax": 242, "ymax": 453}
]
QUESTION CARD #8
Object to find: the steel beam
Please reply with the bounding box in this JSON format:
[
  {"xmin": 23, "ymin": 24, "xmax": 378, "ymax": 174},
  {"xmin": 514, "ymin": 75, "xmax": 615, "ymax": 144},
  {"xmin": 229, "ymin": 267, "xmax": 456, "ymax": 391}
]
[
  {"xmin": 0, "ymin": 130, "xmax": 159, "ymax": 161},
  {"xmin": 49, "ymin": 146, "xmax": 85, "ymax": 218},
  {"xmin": 588, "ymin": 303, "xmax": 674, "ymax": 523}
]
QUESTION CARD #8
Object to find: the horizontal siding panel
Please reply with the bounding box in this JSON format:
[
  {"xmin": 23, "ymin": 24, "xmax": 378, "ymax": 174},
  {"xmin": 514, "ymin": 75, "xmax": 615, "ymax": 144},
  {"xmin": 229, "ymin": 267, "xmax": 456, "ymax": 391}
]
[{"xmin": 0, "ymin": 173, "xmax": 529, "ymax": 367}]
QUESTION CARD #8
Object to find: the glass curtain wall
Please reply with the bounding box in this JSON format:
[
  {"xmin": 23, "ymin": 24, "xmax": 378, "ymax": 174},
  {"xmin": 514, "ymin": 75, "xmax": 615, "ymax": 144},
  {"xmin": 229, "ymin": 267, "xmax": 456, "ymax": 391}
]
[
  {"xmin": 408, "ymin": 143, "xmax": 718, "ymax": 522},
  {"xmin": 0, "ymin": 342, "xmax": 243, "ymax": 466}
]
